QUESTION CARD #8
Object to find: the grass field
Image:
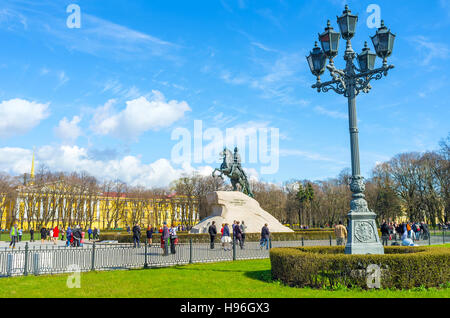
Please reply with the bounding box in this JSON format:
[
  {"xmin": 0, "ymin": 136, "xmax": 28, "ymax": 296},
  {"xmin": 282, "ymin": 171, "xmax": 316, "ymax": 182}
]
[{"xmin": 1, "ymin": 258, "xmax": 449, "ymax": 298}]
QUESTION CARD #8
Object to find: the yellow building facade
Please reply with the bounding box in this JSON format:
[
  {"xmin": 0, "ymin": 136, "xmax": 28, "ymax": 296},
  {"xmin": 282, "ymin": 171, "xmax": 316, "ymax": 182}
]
[{"xmin": 0, "ymin": 157, "xmax": 199, "ymax": 231}]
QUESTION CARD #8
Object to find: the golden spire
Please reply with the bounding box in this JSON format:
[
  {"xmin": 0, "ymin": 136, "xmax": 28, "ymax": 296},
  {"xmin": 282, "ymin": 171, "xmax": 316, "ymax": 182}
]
[{"xmin": 30, "ymin": 148, "xmax": 35, "ymax": 183}]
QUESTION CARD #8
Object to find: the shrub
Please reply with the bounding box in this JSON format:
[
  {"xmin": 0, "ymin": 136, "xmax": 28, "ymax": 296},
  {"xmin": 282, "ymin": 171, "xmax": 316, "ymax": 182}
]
[{"xmin": 270, "ymin": 246, "xmax": 450, "ymax": 290}]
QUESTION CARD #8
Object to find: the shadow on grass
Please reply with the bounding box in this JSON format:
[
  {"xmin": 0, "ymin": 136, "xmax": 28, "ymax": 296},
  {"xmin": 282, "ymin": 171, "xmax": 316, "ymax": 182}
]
[{"xmin": 169, "ymin": 266, "xmax": 274, "ymax": 283}]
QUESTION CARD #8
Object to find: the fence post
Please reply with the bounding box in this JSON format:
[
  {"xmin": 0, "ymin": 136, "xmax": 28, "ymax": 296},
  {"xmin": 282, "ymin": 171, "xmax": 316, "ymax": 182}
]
[
  {"xmin": 24, "ymin": 242, "xmax": 29, "ymax": 276},
  {"xmin": 144, "ymin": 241, "xmax": 149, "ymax": 269},
  {"xmin": 232, "ymin": 238, "xmax": 236, "ymax": 261},
  {"xmin": 33, "ymin": 253, "xmax": 39, "ymax": 276},
  {"xmin": 6, "ymin": 254, "xmax": 12, "ymax": 277},
  {"xmin": 91, "ymin": 242, "xmax": 96, "ymax": 271},
  {"xmin": 189, "ymin": 238, "xmax": 193, "ymax": 264}
]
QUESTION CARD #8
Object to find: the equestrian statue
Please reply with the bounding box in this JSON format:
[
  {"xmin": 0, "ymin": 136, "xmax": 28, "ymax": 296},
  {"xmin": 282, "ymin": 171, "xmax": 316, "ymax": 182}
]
[{"xmin": 212, "ymin": 147, "xmax": 254, "ymax": 198}]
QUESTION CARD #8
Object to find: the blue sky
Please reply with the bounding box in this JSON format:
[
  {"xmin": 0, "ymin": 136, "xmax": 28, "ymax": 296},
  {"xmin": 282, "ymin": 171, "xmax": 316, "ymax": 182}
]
[{"xmin": 0, "ymin": 0, "xmax": 449, "ymax": 187}]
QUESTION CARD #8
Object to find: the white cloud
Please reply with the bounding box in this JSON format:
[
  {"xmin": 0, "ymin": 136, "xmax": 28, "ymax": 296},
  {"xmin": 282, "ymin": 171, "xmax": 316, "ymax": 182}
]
[
  {"xmin": 91, "ymin": 91, "xmax": 191, "ymax": 140},
  {"xmin": 409, "ymin": 36, "xmax": 450, "ymax": 66},
  {"xmin": 314, "ymin": 106, "xmax": 348, "ymax": 119},
  {"xmin": 0, "ymin": 98, "xmax": 49, "ymax": 138},
  {"xmin": 0, "ymin": 145, "xmax": 212, "ymax": 188},
  {"xmin": 54, "ymin": 116, "xmax": 82, "ymax": 143}
]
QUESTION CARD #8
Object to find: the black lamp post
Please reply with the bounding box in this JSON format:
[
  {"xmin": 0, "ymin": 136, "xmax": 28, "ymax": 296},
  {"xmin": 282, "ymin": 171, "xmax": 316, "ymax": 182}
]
[{"xmin": 306, "ymin": 5, "xmax": 395, "ymax": 255}]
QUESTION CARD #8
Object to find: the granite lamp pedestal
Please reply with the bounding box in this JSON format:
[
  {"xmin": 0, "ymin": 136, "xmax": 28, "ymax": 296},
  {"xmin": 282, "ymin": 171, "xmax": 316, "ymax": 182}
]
[{"xmin": 345, "ymin": 175, "xmax": 384, "ymax": 255}]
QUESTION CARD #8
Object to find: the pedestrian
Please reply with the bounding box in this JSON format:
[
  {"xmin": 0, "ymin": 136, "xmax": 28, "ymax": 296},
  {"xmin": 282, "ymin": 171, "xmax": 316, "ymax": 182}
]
[
  {"xmin": 260, "ymin": 224, "xmax": 270, "ymax": 250},
  {"xmin": 380, "ymin": 219, "xmax": 389, "ymax": 246},
  {"xmin": 66, "ymin": 226, "xmax": 72, "ymax": 247},
  {"xmin": 30, "ymin": 228, "xmax": 34, "ymax": 242},
  {"xmin": 208, "ymin": 221, "xmax": 217, "ymax": 249},
  {"xmin": 240, "ymin": 221, "xmax": 247, "ymax": 249},
  {"xmin": 221, "ymin": 223, "xmax": 231, "ymax": 251},
  {"xmin": 97, "ymin": 228, "xmax": 100, "ymax": 239},
  {"xmin": 126, "ymin": 225, "xmax": 131, "ymax": 234},
  {"xmin": 40, "ymin": 226, "xmax": 47, "ymax": 244},
  {"xmin": 132, "ymin": 223, "xmax": 141, "ymax": 248},
  {"xmin": 234, "ymin": 221, "xmax": 243, "ymax": 249},
  {"xmin": 334, "ymin": 221, "xmax": 347, "ymax": 246},
  {"xmin": 53, "ymin": 225, "xmax": 59, "ymax": 245},
  {"xmin": 161, "ymin": 222, "xmax": 170, "ymax": 256},
  {"xmin": 60, "ymin": 227, "xmax": 65, "ymax": 241},
  {"xmin": 146, "ymin": 226, "xmax": 153, "ymax": 245},
  {"xmin": 414, "ymin": 222, "xmax": 421, "ymax": 241},
  {"xmin": 73, "ymin": 225, "xmax": 82, "ymax": 247},
  {"xmin": 88, "ymin": 227, "xmax": 93, "ymax": 241},
  {"xmin": 47, "ymin": 228, "xmax": 52, "ymax": 242},
  {"xmin": 93, "ymin": 227, "xmax": 98, "ymax": 240},
  {"xmin": 18, "ymin": 228, "xmax": 23, "ymax": 242},
  {"xmin": 9, "ymin": 224, "xmax": 18, "ymax": 249},
  {"xmin": 169, "ymin": 224, "xmax": 177, "ymax": 254}
]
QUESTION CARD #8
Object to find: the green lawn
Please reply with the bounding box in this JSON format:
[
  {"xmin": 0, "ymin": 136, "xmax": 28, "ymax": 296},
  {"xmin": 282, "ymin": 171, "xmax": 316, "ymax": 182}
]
[{"xmin": 1, "ymin": 258, "xmax": 449, "ymax": 298}]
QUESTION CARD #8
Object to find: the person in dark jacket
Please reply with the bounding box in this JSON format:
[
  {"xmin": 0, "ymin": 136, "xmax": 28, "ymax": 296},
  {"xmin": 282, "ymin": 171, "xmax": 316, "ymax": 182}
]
[
  {"xmin": 234, "ymin": 221, "xmax": 243, "ymax": 249},
  {"xmin": 260, "ymin": 224, "xmax": 270, "ymax": 250},
  {"xmin": 380, "ymin": 219, "xmax": 390, "ymax": 246},
  {"xmin": 30, "ymin": 228, "xmax": 35, "ymax": 242},
  {"xmin": 40, "ymin": 227, "xmax": 47, "ymax": 244},
  {"xmin": 132, "ymin": 223, "xmax": 141, "ymax": 248},
  {"xmin": 208, "ymin": 221, "xmax": 217, "ymax": 249},
  {"xmin": 161, "ymin": 222, "xmax": 170, "ymax": 256},
  {"xmin": 73, "ymin": 225, "xmax": 82, "ymax": 247},
  {"xmin": 146, "ymin": 226, "xmax": 154, "ymax": 245}
]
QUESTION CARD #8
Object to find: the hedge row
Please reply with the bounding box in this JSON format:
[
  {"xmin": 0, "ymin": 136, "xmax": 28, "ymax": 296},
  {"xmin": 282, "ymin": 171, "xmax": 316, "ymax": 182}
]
[
  {"xmin": 99, "ymin": 231, "xmax": 340, "ymax": 243},
  {"xmin": 270, "ymin": 246, "xmax": 450, "ymax": 290}
]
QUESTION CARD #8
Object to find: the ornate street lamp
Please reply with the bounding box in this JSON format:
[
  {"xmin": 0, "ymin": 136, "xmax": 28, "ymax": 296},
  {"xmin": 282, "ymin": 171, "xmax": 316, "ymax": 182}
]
[
  {"xmin": 306, "ymin": 42, "xmax": 327, "ymax": 80},
  {"xmin": 318, "ymin": 20, "xmax": 340, "ymax": 61},
  {"xmin": 357, "ymin": 42, "xmax": 377, "ymax": 72},
  {"xmin": 371, "ymin": 20, "xmax": 396, "ymax": 66},
  {"xmin": 308, "ymin": 6, "xmax": 396, "ymax": 255},
  {"xmin": 337, "ymin": 5, "xmax": 358, "ymax": 40}
]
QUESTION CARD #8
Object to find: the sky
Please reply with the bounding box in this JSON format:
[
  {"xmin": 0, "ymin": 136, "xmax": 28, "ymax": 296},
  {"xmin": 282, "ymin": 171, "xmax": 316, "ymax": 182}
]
[{"xmin": 0, "ymin": 0, "xmax": 449, "ymax": 188}]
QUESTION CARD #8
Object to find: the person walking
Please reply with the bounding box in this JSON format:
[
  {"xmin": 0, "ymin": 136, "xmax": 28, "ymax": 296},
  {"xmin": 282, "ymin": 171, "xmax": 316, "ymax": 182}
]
[
  {"xmin": 169, "ymin": 224, "xmax": 177, "ymax": 254},
  {"xmin": 260, "ymin": 224, "xmax": 270, "ymax": 250},
  {"xmin": 132, "ymin": 223, "xmax": 141, "ymax": 248},
  {"xmin": 30, "ymin": 228, "xmax": 35, "ymax": 242},
  {"xmin": 53, "ymin": 225, "xmax": 59, "ymax": 245},
  {"xmin": 66, "ymin": 227, "xmax": 72, "ymax": 247},
  {"xmin": 234, "ymin": 221, "xmax": 243, "ymax": 249},
  {"xmin": 73, "ymin": 225, "xmax": 82, "ymax": 247},
  {"xmin": 380, "ymin": 219, "xmax": 390, "ymax": 246},
  {"xmin": 60, "ymin": 227, "xmax": 65, "ymax": 241},
  {"xmin": 9, "ymin": 224, "xmax": 18, "ymax": 249},
  {"xmin": 221, "ymin": 223, "xmax": 231, "ymax": 251},
  {"xmin": 146, "ymin": 226, "xmax": 154, "ymax": 245},
  {"xmin": 240, "ymin": 221, "xmax": 247, "ymax": 249},
  {"xmin": 93, "ymin": 228, "xmax": 98, "ymax": 240},
  {"xmin": 18, "ymin": 228, "xmax": 23, "ymax": 242},
  {"xmin": 40, "ymin": 226, "xmax": 47, "ymax": 244},
  {"xmin": 208, "ymin": 221, "xmax": 217, "ymax": 249},
  {"xmin": 88, "ymin": 227, "xmax": 93, "ymax": 241},
  {"xmin": 334, "ymin": 221, "xmax": 347, "ymax": 246},
  {"xmin": 161, "ymin": 222, "xmax": 170, "ymax": 256}
]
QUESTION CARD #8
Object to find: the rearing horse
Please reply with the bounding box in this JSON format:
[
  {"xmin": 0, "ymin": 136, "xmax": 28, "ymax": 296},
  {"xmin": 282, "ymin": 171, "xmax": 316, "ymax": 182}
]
[{"xmin": 212, "ymin": 148, "xmax": 254, "ymax": 198}]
